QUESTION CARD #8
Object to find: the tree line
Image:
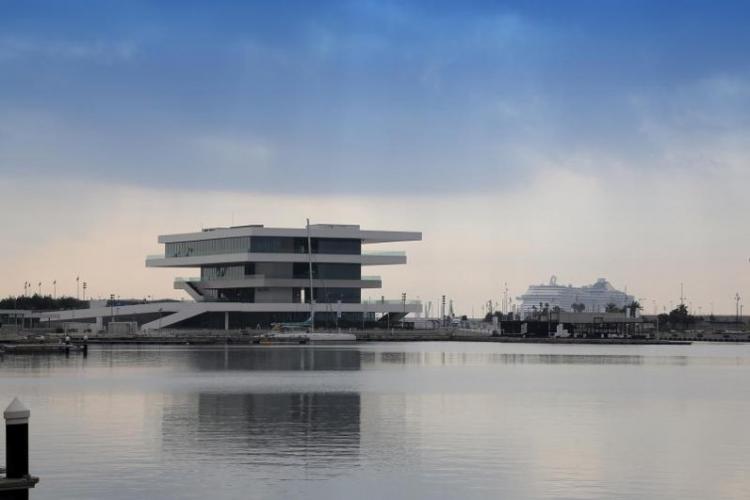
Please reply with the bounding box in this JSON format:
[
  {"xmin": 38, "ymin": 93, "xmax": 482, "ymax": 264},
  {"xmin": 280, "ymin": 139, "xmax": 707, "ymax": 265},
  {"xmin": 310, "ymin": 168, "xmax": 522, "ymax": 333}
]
[
  {"xmin": 0, "ymin": 294, "xmax": 88, "ymax": 311},
  {"xmin": 484, "ymin": 300, "xmax": 644, "ymax": 322}
]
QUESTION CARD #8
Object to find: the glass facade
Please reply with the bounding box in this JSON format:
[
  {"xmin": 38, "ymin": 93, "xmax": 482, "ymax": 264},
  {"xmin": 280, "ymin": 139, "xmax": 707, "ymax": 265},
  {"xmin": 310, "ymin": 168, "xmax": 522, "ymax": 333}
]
[
  {"xmin": 250, "ymin": 237, "xmax": 305, "ymax": 253},
  {"xmin": 166, "ymin": 237, "xmax": 251, "ymax": 257},
  {"xmin": 167, "ymin": 234, "xmax": 368, "ymax": 305},
  {"xmin": 313, "ymin": 288, "xmax": 361, "ymax": 303},
  {"xmin": 166, "ymin": 237, "xmax": 361, "ymax": 257},
  {"xmin": 217, "ymin": 288, "xmax": 255, "ymax": 302},
  {"xmin": 201, "ymin": 265, "xmax": 245, "ymax": 281},
  {"xmin": 252, "ymin": 237, "xmax": 361, "ymax": 255},
  {"xmin": 315, "ymin": 238, "xmax": 361, "ymax": 255},
  {"xmin": 292, "ymin": 263, "xmax": 361, "ymax": 280},
  {"xmin": 200, "ymin": 263, "xmax": 362, "ymax": 285}
]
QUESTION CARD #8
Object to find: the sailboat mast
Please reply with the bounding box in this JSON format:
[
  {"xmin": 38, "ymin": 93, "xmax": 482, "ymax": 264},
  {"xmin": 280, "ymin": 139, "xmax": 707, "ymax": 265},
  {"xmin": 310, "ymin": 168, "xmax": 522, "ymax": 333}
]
[{"xmin": 306, "ymin": 218, "xmax": 315, "ymax": 332}]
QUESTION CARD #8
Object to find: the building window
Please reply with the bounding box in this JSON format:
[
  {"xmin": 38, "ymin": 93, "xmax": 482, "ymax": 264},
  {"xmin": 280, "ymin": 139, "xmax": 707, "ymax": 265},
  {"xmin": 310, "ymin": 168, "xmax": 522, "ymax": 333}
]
[
  {"xmin": 166, "ymin": 237, "xmax": 251, "ymax": 257},
  {"xmin": 292, "ymin": 263, "xmax": 361, "ymax": 280}
]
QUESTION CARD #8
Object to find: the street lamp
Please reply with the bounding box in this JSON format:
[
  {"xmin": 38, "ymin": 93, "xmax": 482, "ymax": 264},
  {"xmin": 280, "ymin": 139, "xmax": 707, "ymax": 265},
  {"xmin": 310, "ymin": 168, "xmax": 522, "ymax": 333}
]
[
  {"xmin": 110, "ymin": 294, "xmax": 115, "ymax": 327},
  {"xmin": 735, "ymin": 293, "xmax": 742, "ymax": 324}
]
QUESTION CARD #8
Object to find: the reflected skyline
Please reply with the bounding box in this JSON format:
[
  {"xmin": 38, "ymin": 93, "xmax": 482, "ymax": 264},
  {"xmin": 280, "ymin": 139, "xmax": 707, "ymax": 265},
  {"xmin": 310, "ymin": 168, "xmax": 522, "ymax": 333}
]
[{"xmin": 184, "ymin": 347, "xmax": 362, "ymax": 372}]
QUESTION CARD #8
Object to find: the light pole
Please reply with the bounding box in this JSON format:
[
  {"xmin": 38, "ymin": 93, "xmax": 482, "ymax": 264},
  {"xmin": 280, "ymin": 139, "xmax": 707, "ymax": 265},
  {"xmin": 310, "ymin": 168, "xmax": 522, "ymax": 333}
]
[
  {"xmin": 306, "ymin": 218, "xmax": 315, "ymax": 332},
  {"xmin": 53, "ymin": 280, "xmax": 57, "ymax": 298},
  {"xmin": 336, "ymin": 296, "xmax": 342, "ymax": 331},
  {"xmin": 83, "ymin": 282, "xmax": 87, "ymax": 300},
  {"xmin": 76, "ymin": 276, "xmax": 80, "ymax": 300},
  {"xmin": 110, "ymin": 294, "xmax": 115, "ymax": 327},
  {"xmin": 735, "ymin": 293, "xmax": 741, "ymax": 324},
  {"xmin": 655, "ymin": 312, "xmax": 660, "ymax": 339},
  {"xmin": 547, "ymin": 305, "xmax": 551, "ymax": 337},
  {"xmin": 440, "ymin": 295, "xmax": 445, "ymax": 327},
  {"xmin": 361, "ymin": 302, "xmax": 365, "ymax": 331}
]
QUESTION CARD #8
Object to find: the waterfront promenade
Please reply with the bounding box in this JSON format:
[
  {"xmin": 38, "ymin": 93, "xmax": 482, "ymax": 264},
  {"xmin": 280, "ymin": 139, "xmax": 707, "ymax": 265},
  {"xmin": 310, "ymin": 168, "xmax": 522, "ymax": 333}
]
[{"xmin": 0, "ymin": 328, "xmax": 705, "ymax": 346}]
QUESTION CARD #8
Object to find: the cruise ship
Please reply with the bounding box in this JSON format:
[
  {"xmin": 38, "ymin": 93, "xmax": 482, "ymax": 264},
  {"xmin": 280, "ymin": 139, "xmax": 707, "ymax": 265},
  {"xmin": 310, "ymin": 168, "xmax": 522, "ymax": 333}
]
[{"xmin": 517, "ymin": 276, "xmax": 634, "ymax": 315}]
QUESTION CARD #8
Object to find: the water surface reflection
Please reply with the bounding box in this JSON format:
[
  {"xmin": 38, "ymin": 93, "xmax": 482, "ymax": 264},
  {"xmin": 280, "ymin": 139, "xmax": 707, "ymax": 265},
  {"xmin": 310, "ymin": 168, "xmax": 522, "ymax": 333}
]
[
  {"xmin": 1, "ymin": 342, "xmax": 749, "ymax": 499},
  {"xmin": 162, "ymin": 392, "xmax": 360, "ymax": 475},
  {"xmin": 185, "ymin": 347, "xmax": 362, "ymax": 371}
]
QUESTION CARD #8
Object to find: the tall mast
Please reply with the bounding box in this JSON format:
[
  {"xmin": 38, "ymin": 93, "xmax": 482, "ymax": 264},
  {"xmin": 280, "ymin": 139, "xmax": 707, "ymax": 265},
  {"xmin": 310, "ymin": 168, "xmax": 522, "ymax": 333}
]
[{"xmin": 306, "ymin": 218, "xmax": 315, "ymax": 332}]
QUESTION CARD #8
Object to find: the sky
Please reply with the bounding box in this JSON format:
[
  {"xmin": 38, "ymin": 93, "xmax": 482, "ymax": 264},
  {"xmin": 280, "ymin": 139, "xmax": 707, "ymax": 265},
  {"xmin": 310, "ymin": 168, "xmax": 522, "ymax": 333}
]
[{"xmin": 1, "ymin": 0, "xmax": 749, "ymax": 314}]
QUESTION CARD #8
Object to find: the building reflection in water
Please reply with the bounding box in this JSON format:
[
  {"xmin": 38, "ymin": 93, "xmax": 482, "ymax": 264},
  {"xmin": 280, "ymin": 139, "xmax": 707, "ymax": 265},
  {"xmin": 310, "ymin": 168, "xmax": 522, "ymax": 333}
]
[
  {"xmin": 162, "ymin": 392, "xmax": 361, "ymax": 476},
  {"xmin": 185, "ymin": 347, "xmax": 362, "ymax": 371},
  {"xmin": 361, "ymin": 351, "xmax": 674, "ymax": 366},
  {"xmin": 182, "ymin": 347, "xmax": 362, "ymax": 371}
]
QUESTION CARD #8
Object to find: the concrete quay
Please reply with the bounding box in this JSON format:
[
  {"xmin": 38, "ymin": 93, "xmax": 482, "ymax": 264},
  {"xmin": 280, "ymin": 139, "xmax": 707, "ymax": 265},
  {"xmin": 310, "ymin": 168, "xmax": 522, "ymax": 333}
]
[{"xmin": 1, "ymin": 329, "xmax": 692, "ymax": 345}]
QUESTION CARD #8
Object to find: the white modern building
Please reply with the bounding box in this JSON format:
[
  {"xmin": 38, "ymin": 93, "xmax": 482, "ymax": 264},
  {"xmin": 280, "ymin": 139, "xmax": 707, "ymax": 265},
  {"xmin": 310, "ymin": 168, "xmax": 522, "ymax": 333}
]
[
  {"xmin": 517, "ymin": 276, "xmax": 634, "ymax": 316},
  {"xmin": 35, "ymin": 223, "xmax": 422, "ymax": 331}
]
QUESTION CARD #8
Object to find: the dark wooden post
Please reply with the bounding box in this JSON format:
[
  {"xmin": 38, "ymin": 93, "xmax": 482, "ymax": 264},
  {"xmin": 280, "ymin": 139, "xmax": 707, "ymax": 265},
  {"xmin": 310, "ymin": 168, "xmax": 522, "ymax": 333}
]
[
  {"xmin": 5, "ymin": 399, "xmax": 28, "ymax": 480},
  {"xmin": 1, "ymin": 398, "xmax": 39, "ymax": 500}
]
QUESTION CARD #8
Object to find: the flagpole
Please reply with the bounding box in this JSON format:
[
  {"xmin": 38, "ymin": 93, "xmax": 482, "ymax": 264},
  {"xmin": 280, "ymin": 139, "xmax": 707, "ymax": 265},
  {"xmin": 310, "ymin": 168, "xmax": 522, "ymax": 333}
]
[{"xmin": 306, "ymin": 218, "xmax": 315, "ymax": 332}]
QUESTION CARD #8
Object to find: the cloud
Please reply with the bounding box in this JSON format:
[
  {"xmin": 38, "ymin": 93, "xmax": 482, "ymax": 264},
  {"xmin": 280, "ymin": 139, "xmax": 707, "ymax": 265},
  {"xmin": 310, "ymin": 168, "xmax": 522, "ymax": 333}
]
[
  {"xmin": 0, "ymin": 36, "xmax": 138, "ymax": 63},
  {"xmin": 191, "ymin": 134, "xmax": 274, "ymax": 175},
  {"xmin": 633, "ymin": 75, "xmax": 750, "ymax": 172},
  {"xmin": 1, "ymin": 164, "xmax": 748, "ymax": 314}
]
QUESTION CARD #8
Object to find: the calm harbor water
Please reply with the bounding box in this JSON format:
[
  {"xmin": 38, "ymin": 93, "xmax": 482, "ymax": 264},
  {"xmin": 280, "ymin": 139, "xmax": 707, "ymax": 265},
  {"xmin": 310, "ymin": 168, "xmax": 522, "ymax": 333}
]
[{"xmin": 1, "ymin": 342, "xmax": 750, "ymax": 499}]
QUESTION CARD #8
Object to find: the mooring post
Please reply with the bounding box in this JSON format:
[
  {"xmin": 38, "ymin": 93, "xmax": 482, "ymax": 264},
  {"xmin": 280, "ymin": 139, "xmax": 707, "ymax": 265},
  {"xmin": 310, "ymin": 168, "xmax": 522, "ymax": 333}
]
[
  {"xmin": 1, "ymin": 398, "xmax": 39, "ymax": 500},
  {"xmin": 5, "ymin": 398, "xmax": 29, "ymax": 481}
]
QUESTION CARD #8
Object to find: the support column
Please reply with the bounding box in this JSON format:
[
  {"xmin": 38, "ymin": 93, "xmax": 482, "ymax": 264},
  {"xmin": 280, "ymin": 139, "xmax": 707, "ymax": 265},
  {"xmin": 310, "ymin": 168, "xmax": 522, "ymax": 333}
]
[{"xmin": 224, "ymin": 311, "xmax": 229, "ymax": 331}]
